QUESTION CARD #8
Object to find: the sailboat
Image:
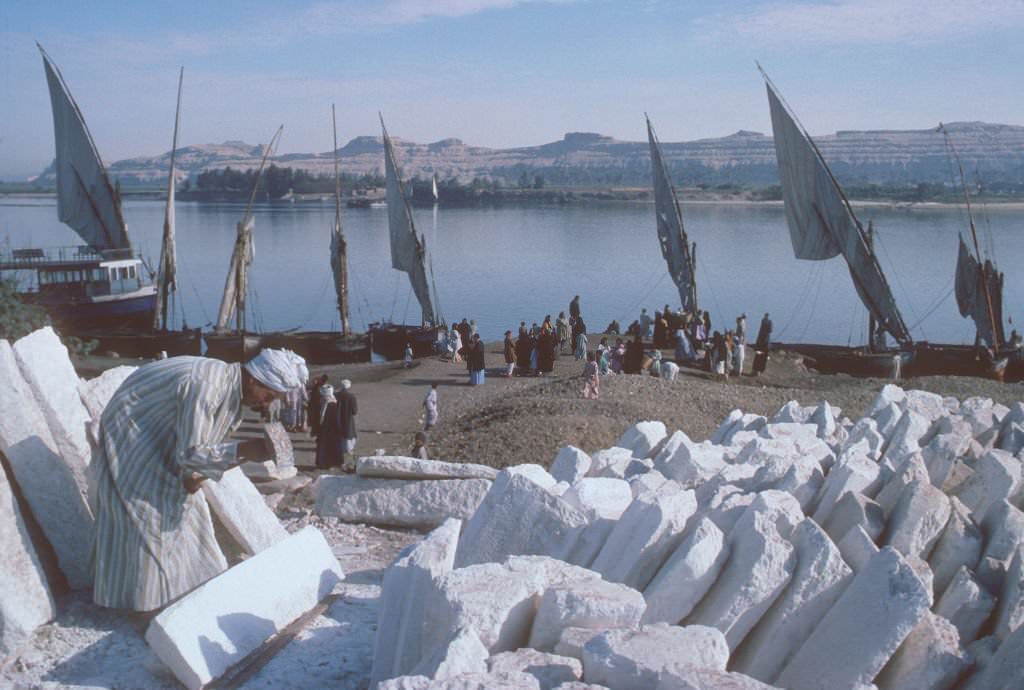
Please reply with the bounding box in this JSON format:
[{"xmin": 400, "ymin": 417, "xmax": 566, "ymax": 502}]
[
  {"xmin": 760, "ymin": 66, "xmax": 913, "ymax": 377},
  {"xmin": 260, "ymin": 106, "xmax": 371, "ymax": 363},
  {"xmin": 368, "ymin": 115, "xmax": 447, "ymax": 360},
  {"xmin": 646, "ymin": 114, "xmax": 698, "ymax": 314},
  {"xmin": 0, "ymin": 46, "xmax": 199, "ymax": 355}
]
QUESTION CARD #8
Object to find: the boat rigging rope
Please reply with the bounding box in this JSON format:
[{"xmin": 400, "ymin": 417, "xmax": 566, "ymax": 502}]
[
  {"xmin": 871, "ymin": 227, "xmax": 922, "ymax": 334},
  {"xmin": 286, "ymin": 275, "xmax": 331, "ymax": 330},
  {"xmin": 615, "ymin": 269, "xmax": 666, "ymax": 326},
  {"xmin": 794, "ymin": 261, "xmax": 826, "ymax": 344},
  {"xmin": 349, "ymin": 268, "xmax": 372, "ymax": 331},
  {"xmin": 907, "ymin": 278, "xmax": 954, "ymax": 334},
  {"xmin": 776, "ymin": 261, "xmax": 821, "ymax": 340}
]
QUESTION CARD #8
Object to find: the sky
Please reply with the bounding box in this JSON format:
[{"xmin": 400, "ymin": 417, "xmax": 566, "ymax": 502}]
[{"xmin": 1, "ymin": 0, "xmax": 1022, "ymax": 179}]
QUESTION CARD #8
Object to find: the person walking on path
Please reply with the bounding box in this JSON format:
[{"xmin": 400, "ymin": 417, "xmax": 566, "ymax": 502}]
[
  {"xmin": 308, "ymin": 374, "xmax": 327, "ymax": 437},
  {"xmin": 315, "ymin": 383, "xmax": 343, "ymax": 470},
  {"xmin": 469, "ymin": 334, "xmax": 486, "ymax": 385},
  {"xmin": 556, "ymin": 312, "xmax": 571, "ymax": 353},
  {"xmin": 582, "ymin": 351, "xmax": 600, "ymax": 399},
  {"xmin": 574, "ymin": 319, "xmax": 589, "ymax": 361},
  {"xmin": 335, "ymin": 379, "xmax": 358, "ymax": 469},
  {"xmin": 423, "ymin": 382, "xmax": 439, "ymax": 430},
  {"xmin": 639, "ymin": 308, "xmax": 652, "ymax": 339},
  {"xmin": 733, "ymin": 313, "xmax": 747, "ymax": 375},
  {"xmin": 503, "ymin": 330, "xmax": 516, "ymax": 377},
  {"xmin": 754, "ymin": 312, "xmax": 772, "ymax": 376}
]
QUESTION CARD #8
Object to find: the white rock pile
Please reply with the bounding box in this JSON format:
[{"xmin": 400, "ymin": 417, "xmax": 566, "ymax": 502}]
[{"xmin": 367, "ymin": 387, "xmax": 1024, "ymax": 689}]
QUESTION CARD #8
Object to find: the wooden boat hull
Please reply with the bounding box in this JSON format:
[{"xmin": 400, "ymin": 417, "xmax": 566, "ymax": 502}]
[
  {"xmin": 368, "ymin": 323, "xmax": 442, "ymax": 361},
  {"xmin": 906, "ymin": 343, "xmax": 1008, "ymax": 380},
  {"xmin": 71, "ymin": 327, "xmax": 203, "ymax": 358},
  {"xmin": 259, "ymin": 331, "xmax": 371, "ymax": 364},
  {"xmin": 204, "ymin": 332, "xmax": 263, "ymax": 363},
  {"xmin": 26, "ymin": 289, "xmax": 158, "ymax": 331},
  {"xmin": 774, "ymin": 343, "xmax": 911, "ymax": 378}
]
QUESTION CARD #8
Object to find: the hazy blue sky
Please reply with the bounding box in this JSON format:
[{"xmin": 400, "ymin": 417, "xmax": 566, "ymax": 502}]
[{"xmin": 2, "ymin": 0, "xmax": 1022, "ymax": 179}]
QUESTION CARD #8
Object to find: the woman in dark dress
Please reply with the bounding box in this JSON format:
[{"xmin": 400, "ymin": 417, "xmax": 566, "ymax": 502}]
[
  {"xmin": 537, "ymin": 329, "xmax": 555, "ymax": 376},
  {"xmin": 314, "ymin": 384, "xmax": 343, "ymax": 469},
  {"xmin": 753, "ymin": 312, "xmax": 772, "ymax": 376}
]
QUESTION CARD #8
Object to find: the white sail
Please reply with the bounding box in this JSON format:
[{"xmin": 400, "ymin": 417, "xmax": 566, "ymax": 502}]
[
  {"xmin": 39, "ymin": 44, "xmax": 131, "ymax": 254},
  {"xmin": 432, "ymin": 174, "xmax": 439, "ymax": 202},
  {"xmin": 154, "ymin": 68, "xmax": 183, "ymax": 331},
  {"xmin": 647, "ymin": 115, "xmax": 697, "ymax": 313},
  {"xmin": 381, "ymin": 118, "xmax": 436, "ymax": 325},
  {"xmin": 764, "ymin": 75, "xmax": 911, "ymax": 345}
]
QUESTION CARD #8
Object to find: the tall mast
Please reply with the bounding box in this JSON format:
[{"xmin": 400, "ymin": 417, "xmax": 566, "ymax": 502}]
[
  {"xmin": 154, "ymin": 67, "xmax": 183, "ymax": 331},
  {"xmin": 941, "ymin": 123, "xmax": 1000, "ymax": 348},
  {"xmin": 332, "ymin": 105, "xmax": 350, "ymax": 336}
]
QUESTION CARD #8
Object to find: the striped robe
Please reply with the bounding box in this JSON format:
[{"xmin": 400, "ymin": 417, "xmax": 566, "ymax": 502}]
[{"xmin": 92, "ymin": 357, "xmax": 244, "ymax": 611}]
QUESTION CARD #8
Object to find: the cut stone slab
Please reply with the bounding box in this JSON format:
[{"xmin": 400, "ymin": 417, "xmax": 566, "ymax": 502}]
[
  {"xmin": 628, "ymin": 471, "xmax": 668, "ymax": 499},
  {"xmin": 732, "ymin": 519, "xmax": 854, "ymax": 684},
  {"xmin": 994, "ymin": 546, "xmax": 1024, "ymax": 640},
  {"xmin": 977, "ymin": 500, "xmax": 1024, "ymax": 593},
  {"xmin": 507, "ymin": 464, "xmax": 558, "ymax": 491},
  {"xmin": 928, "ymin": 497, "xmax": 983, "ymax": 596},
  {"xmin": 11, "ymin": 328, "xmax": 93, "ymax": 511},
  {"xmin": 581, "ymin": 624, "xmax": 728, "ymax": 690},
  {"xmin": 562, "ymin": 478, "xmax": 633, "ymax": 521},
  {"xmin": 317, "ymin": 475, "xmax": 491, "ymax": 529},
  {"xmin": 488, "ymin": 649, "xmax": 582, "ymax": 689},
  {"xmin": 956, "ymin": 449, "xmax": 1021, "ymax": 521},
  {"xmin": 867, "ymin": 384, "xmax": 907, "ymax": 418},
  {"xmin": 371, "ymin": 519, "xmax": 461, "ymax": 685},
  {"xmin": 262, "ymin": 421, "xmax": 294, "ymax": 468},
  {"xmin": 961, "ymin": 621, "xmax": 1024, "ymax": 690},
  {"xmin": 357, "ymin": 455, "xmax": 498, "ymax": 481},
  {"xmin": 934, "ymin": 566, "xmax": 996, "ymax": 645},
  {"xmin": 78, "ymin": 364, "xmax": 137, "ymax": 423},
  {"xmin": 823, "ymin": 491, "xmax": 885, "ymax": 545},
  {"xmin": 903, "ymin": 389, "xmax": 947, "ymax": 423},
  {"xmin": 655, "ymin": 668, "xmax": 782, "ymax": 690},
  {"xmin": 875, "ymin": 611, "xmax": 967, "ymax": 690},
  {"xmin": 240, "ymin": 460, "xmax": 297, "ymax": 482},
  {"xmin": 590, "ymin": 487, "xmax": 697, "ymax": 591},
  {"xmin": 551, "ymin": 446, "xmax": 593, "ymax": 485},
  {"xmin": 775, "ymin": 547, "xmax": 931, "ymax": 690},
  {"xmin": 837, "ymin": 525, "xmax": 879, "ymax": 573},
  {"xmin": 615, "ymin": 421, "xmax": 667, "ymax": 458},
  {"xmin": 922, "ymin": 432, "xmax": 971, "ymax": 490},
  {"xmin": 144, "ymin": 525, "xmax": 343, "ymax": 690},
  {"xmin": 587, "ymin": 448, "xmax": 635, "ymax": 479},
  {"xmin": 812, "ymin": 450, "xmax": 883, "ymax": 526},
  {"xmin": 655, "ymin": 435, "xmax": 727, "ymax": 488},
  {"xmin": 553, "ymin": 627, "xmax": 603, "ymax": 660},
  {"xmin": 378, "ymin": 672, "xmax": 542, "ymax": 690},
  {"xmin": 0, "ymin": 460, "xmax": 56, "ymax": 660},
  {"xmin": 874, "ymin": 453, "xmax": 930, "ymax": 517},
  {"xmin": 881, "ymin": 410, "xmax": 931, "ymax": 464},
  {"xmin": 642, "ymin": 516, "xmax": 729, "ymax": 625},
  {"xmin": 410, "ymin": 627, "xmax": 489, "ymax": 681},
  {"xmin": 884, "ymin": 480, "xmax": 951, "ymax": 559},
  {"xmin": 455, "ymin": 472, "xmax": 591, "ymax": 568},
  {"xmin": 0, "ymin": 340, "xmax": 94, "ymax": 589},
  {"xmin": 686, "ymin": 510, "xmax": 796, "ymax": 650},
  {"xmin": 730, "ymin": 490, "xmax": 804, "ymax": 542},
  {"xmin": 529, "ymin": 579, "xmax": 646, "ymax": 652},
  {"xmin": 201, "ymin": 467, "xmax": 289, "ymax": 555}
]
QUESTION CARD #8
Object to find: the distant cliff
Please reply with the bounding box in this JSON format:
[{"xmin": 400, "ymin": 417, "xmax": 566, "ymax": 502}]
[{"xmin": 32, "ymin": 122, "xmax": 1024, "ymax": 190}]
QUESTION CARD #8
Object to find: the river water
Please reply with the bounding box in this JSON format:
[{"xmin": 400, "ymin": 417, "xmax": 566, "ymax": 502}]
[{"xmin": 2, "ymin": 196, "xmax": 1021, "ymax": 346}]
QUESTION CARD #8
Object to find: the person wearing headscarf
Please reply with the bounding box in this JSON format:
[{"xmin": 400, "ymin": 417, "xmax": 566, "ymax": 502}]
[
  {"xmin": 754, "ymin": 312, "xmax": 772, "ymax": 377},
  {"xmin": 91, "ymin": 349, "xmax": 306, "ymax": 611},
  {"xmin": 537, "ymin": 328, "xmax": 556, "ymax": 376},
  {"xmin": 503, "ymin": 330, "xmax": 516, "ymax": 378},
  {"xmin": 469, "ymin": 334, "xmax": 486, "ymax": 385},
  {"xmin": 556, "ymin": 312, "xmax": 571, "ymax": 354},
  {"xmin": 573, "ymin": 317, "xmax": 588, "ymax": 361},
  {"xmin": 423, "ymin": 382, "xmax": 439, "ymax": 430},
  {"xmin": 335, "ymin": 379, "xmax": 359, "ymax": 468},
  {"xmin": 410, "ymin": 431, "xmax": 429, "ymax": 460},
  {"xmin": 315, "ymin": 383, "xmax": 342, "ymax": 470},
  {"xmin": 582, "ymin": 351, "xmax": 600, "ymax": 399}
]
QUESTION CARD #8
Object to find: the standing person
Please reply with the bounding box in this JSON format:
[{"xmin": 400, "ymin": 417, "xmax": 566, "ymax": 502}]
[
  {"xmin": 91, "ymin": 349, "xmax": 306, "ymax": 611},
  {"xmin": 457, "ymin": 318, "xmax": 470, "ymax": 347},
  {"xmin": 516, "ymin": 328, "xmax": 533, "ymax": 375},
  {"xmin": 410, "ymin": 431, "xmax": 429, "ymax": 460},
  {"xmin": 556, "ymin": 312, "xmax": 571, "ymax": 354},
  {"xmin": 403, "ymin": 342, "xmax": 414, "ymax": 368},
  {"xmin": 639, "ymin": 308, "xmax": 652, "ymax": 339},
  {"xmin": 581, "ymin": 351, "xmax": 600, "ymax": 399},
  {"xmin": 624, "ymin": 334, "xmax": 645, "ymax": 374},
  {"xmin": 423, "ymin": 382, "xmax": 439, "ymax": 430},
  {"xmin": 315, "ymin": 383, "xmax": 342, "ymax": 470},
  {"xmin": 675, "ymin": 324, "xmax": 695, "ymax": 362},
  {"xmin": 469, "ymin": 320, "xmax": 478, "ymax": 340},
  {"xmin": 754, "ymin": 312, "xmax": 772, "ymax": 377},
  {"xmin": 335, "ymin": 379, "xmax": 358, "ymax": 468},
  {"xmin": 308, "ymin": 374, "xmax": 327, "ymax": 437},
  {"xmin": 569, "ymin": 295, "xmax": 581, "ymax": 326},
  {"xmin": 469, "ymin": 334, "xmax": 486, "ymax": 385},
  {"xmin": 652, "ymin": 311, "xmax": 664, "ymax": 349},
  {"xmin": 574, "ymin": 317, "xmax": 588, "ymax": 361},
  {"xmin": 450, "ymin": 326, "xmax": 463, "ymax": 364},
  {"xmin": 734, "ymin": 314, "xmax": 747, "ymax": 376},
  {"xmin": 503, "ymin": 330, "xmax": 516, "ymax": 377},
  {"xmin": 537, "ymin": 328, "xmax": 555, "ymax": 376}
]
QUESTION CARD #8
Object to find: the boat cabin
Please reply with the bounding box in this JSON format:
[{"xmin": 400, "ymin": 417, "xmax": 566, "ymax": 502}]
[{"xmin": 0, "ymin": 245, "xmax": 148, "ymax": 298}]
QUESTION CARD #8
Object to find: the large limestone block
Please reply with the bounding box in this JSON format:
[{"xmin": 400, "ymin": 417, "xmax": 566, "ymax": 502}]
[
  {"xmin": 262, "ymin": 421, "xmax": 294, "ymax": 468},
  {"xmin": 884, "ymin": 480, "xmax": 951, "ymax": 559},
  {"xmin": 642, "ymin": 517, "xmax": 729, "ymax": 625},
  {"xmin": 733, "ymin": 437, "xmax": 823, "ymax": 510},
  {"xmin": 731, "ymin": 490, "xmax": 804, "ymax": 542},
  {"xmin": 686, "ymin": 511, "xmax": 796, "ymax": 649},
  {"xmin": 581, "ymin": 624, "xmax": 728, "ymax": 690},
  {"xmin": 78, "ymin": 364, "xmax": 137, "ymax": 423},
  {"xmin": 843, "ymin": 419, "xmax": 885, "ymax": 459},
  {"xmin": 994, "ymin": 546, "xmax": 1024, "ymax": 640},
  {"xmin": 757, "ymin": 422, "xmax": 820, "ymax": 446},
  {"xmin": 810, "ymin": 400, "xmax": 838, "ymax": 440},
  {"xmin": 710, "ymin": 409, "xmax": 744, "ymax": 445},
  {"xmin": 590, "ymin": 487, "xmax": 696, "ymax": 591},
  {"xmin": 962, "ymin": 621, "xmax": 1024, "ymax": 690},
  {"xmin": 977, "ymin": 500, "xmax": 1024, "ymax": 593},
  {"xmin": 379, "ymin": 671, "xmax": 542, "ymax": 690},
  {"xmin": 587, "ymin": 448, "xmax": 634, "ymax": 479},
  {"xmin": 489, "ymin": 649, "xmax": 582, "ymax": 690},
  {"xmin": 706, "ymin": 491, "xmax": 758, "ymax": 535},
  {"xmin": 928, "ymin": 497, "xmax": 983, "ymax": 596},
  {"xmin": 357, "ymin": 455, "xmax": 498, "ymax": 481},
  {"xmin": 240, "ymin": 459, "xmax": 297, "ymax": 482},
  {"xmin": 615, "ymin": 421, "xmax": 667, "ymax": 458},
  {"xmin": 371, "ymin": 519, "xmax": 461, "ymax": 685},
  {"xmin": 628, "ymin": 470, "xmax": 668, "ymax": 498},
  {"xmin": 922, "ymin": 431, "xmax": 970, "ymax": 490},
  {"xmin": 553, "ymin": 627, "xmax": 603, "ymax": 659},
  {"xmin": 718, "ymin": 413, "xmax": 768, "ymax": 447},
  {"xmin": 874, "ymin": 453, "xmax": 930, "ymax": 517},
  {"xmin": 529, "ymin": 580, "xmax": 646, "ymax": 652},
  {"xmin": 771, "ymin": 400, "xmax": 814, "ymax": 424},
  {"xmin": 837, "ymin": 525, "xmax": 879, "ymax": 573},
  {"xmin": 0, "ymin": 340, "xmax": 94, "ymax": 588},
  {"xmin": 201, "ymin": 467, "xmax": 288, "ymax": 555},
  {"xmin": 903, "ymin": 389, "xmax": 946, "ymax": 422},
  {"xmin": 318, "ymin": 475, "xmax": 491, "ymax": 529},
  {"xmin": 956, "ymin": 449, "xmax": 1022, "ymax": 520},
  {"xmin": 732, "ymin": 520, "xmax": 854, "ymax": 684},
  {"xmin": 656, "ymin": 668, "xmax": 781, "ymax": 690},
  {"xmin": 12, "ymin": 328, "xmax": 93, "ymax": 495},
  {"xmin": 876, "ymin": 612, "xmax": 966, "ymax": 690},
  {"xmin": 145, "ymin": 526, "xmax": 343, "ymax": 690},
  {"xmin": 775, "ymin": 547, "xmax": 931, "ymax": 690},
  {"xmin": 934, "ymin": 566, "xmax": 996, "ymax": 645},
  {"xmin": 455, "ymin": 472, "xmax": 590, "ymax": 568},
  {"xmin": 866, "ymin": 384, "xmax": 906, "ymax": 418},
  {"xmin": 655, "ymin": 435, "xmax": 727, "ymax": 488},
  {"xmin": 551, "ymin": 446, "xmax": 593, "ymax": 485},
  {"xmin": 881, "ymin": 410, "xmax": 931, "ymax": 464},
  {"xmin": 0, "ymin": 462, "xmax": 56, "ymax": 660},
  {"xmin": 562, "ymin": 478, "xmax": 633, "ymax": 520},
  {"xmin": 410, "ymin": 627, "xmax": 489, "ymax": 680},
  {"xmin": 823, "ymin": 491, "xmax": 884, "ymax": 545},
  {"xmin": 812, "ymin": 450, "xmax": 883, "ymax": 526},
  {"xmin": 507, "ymin": 464, "xmax": 558, "ymax": 491}
]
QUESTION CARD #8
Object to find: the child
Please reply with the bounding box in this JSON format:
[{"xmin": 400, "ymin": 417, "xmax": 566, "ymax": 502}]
[
  {"xmin": 582, "ymin": 351, "xmax": 600, "ymax": 399},
  {"xmin": 410, "ymin": 431, "xmax": 429, "ymax": 460},
  {"xmin": 403, "ymin": 342, "xmax": 414, "ymax": 368}
]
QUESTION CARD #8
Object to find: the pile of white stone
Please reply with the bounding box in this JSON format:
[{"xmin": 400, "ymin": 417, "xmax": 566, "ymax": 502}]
[
  {"xmin": 366, "ymin": 386, "xmax": 1024, "ymax": 689},
  {"xmin": 0, "ymin": 327, "xmax": 341, "ymax": 690}
]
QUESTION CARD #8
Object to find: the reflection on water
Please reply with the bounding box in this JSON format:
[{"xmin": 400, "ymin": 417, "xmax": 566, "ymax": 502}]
[{"xmin": 2, "ymin": 197, "xmax": 1021, "ymax": 346}]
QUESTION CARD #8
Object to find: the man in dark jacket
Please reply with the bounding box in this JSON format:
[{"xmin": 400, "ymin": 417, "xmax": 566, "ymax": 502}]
[{"xmin": 335, "ymin": 379, "xmax": 358, "ymax": 469}]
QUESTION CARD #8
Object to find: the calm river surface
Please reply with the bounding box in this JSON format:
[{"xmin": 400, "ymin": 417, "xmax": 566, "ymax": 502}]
[{"xmin": 2, "ymin": 197, "xmax": 1022, "ymax": 346}]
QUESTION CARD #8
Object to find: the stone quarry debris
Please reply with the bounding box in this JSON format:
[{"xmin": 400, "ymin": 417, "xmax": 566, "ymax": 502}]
[
  {"xmin": 358, "ymin": 455, "xmax": 498, "ymax": 481},
  {"xmin": 316, "ymin": 475, "xmax": 491, "ymax": 529}
]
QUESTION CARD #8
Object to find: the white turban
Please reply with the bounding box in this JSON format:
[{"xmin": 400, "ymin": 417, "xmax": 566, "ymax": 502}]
[
  {"xmin": 340, "ymin": 379, "xmax": 352, "ymax": 389},
  {"xmin": 244, "ymin": 348, "xmax": 308, "ymax": 393}
]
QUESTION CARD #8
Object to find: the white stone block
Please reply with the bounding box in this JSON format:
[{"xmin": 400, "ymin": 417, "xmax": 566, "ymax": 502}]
[
  {"xmin": 824, "ymin": 491, "xmax": 884, "ymax": 545},
  {"xmin": 687, "ymin": 510, "xmax": 796, "ymax": 649},
  {"xmin": 838, "ymin": 525, "xmax": 879, "ymax": 573},
  {"xmin": 994, "ymin": 546, "xmax": 1024, "ymax": 640},
  {"xmin": 960, "ymin": 396, "xmax": 997, "ymax": 434},
  {"xmin": 922, "ymin": 432, "xmax": 970, "ymax": 490},
  {"xmin": 317, "ymin": 475, "xmax": 491, "ymax": 529},
  {"xmin": 357, "ymin": 455, "xmax": 498, "ymax": 481},
  {"xmin": 201, "ymin": 467, "xmax": 288, "ymax": 555},
  {"xmin": 906, "ymin": 555, "xmax": 935, "ymax": 605},
  {"xmin": 563, "ymin": 478, "xmax": 633, "ymax": 521},
  {"xmin": 581, "ymin": 624, "xmax": 729, "ymax": 690},
  {"xmin": 881, "ymin": 410, "xmax": 931, "ymax": 464},
  {"xmin": 488, "ymin": 649, "xmax": 582, "ymax": 690},
  {"xmin": 145, "ymin": 526, "xmax": 343, "ymax": 690},
  {"xmin": 590, "ymin": 487, "xmax": 697, "ymax": 591},
  {"xmin": 0, "ymin": 340, "xmax": 94, "ymax": 588},
  {"xmin": 731, "ymin": 490, "xmax": 804, "ymax": 542},
  {"xmin": 529, "ymin": 580, "xmax": 646, "ymax": 652},
  {"xmin": 903, "ymin": 389, "xmax": 946, "ymax": 422},
  {"xmin": 642, "ymin": 517, "xmax": 729, "ymax": 625},
  {"xmin": 934, "ymin": 566, "xmax": 996, "ymax": 645},
  {"xmin": 78, "ymin": 364, "xmax": 137, "ymax": 423},
  {"xmin": 655, "ymin": 436, "xmax": 727, "ymax": 488},
  {"xmin": 873, "ymin": 402, "xmax": 904, "ymax": 440},
  {"xmin": 371, "ymin": 519, "xmax": 461, "ymax": 685},
  {"xmin": 758, "ymin": 422, "xmax": 820, "ymax": 446},
  {"xmin": 844, "ymin": 419, "xmax": 885, "ymax": 459},
  {"xmin": 706, "ymin": 491, "xmax": 758, "ymax": 535},
  {"xmin": 655, "ymin": 668, "xmax": 781, "ymax": 690},
  {"xmin": 775, "ymin": 547, "xmax": 931, "ymax": 690},
  {"xmin": 615, "ymin": 421, "xmax": 667, "ymax": 458},
  {"xmin": 507, "ymin": 464, "xmax": 559, "ymax": 491},
  {"xmin": 977, "ymin": 500, "xmax": 1024, "ymax": 593},
  {"xmin": 875, "ymin": 453, "xmax": 930, "ymax": 517},
  {"xmin": 455, "ymin": 472, "xmax": 589, "ymax": 568},
  {"xmin": 771, "ymin": 400, "xmax": 813, "ymax": 424},
  {"xmin": 379, "ymin": 672, "xmax": 542, "ymax": 690},
  {"xmin": 551, "ymin": 446, "xmax": 593, "ymax": 485},
  {"xmin": 875, "ymin": 612, "xmax": 967, "ymax": 690},
  {"xmin": 811, "ymin": 401, "xmax": 838, "ymax": 440},
  {"xmin": 928, "ymin": 497, "xmax": 983, "ymax": 596},
  {"xmin": 0, "ymin": 461, "xmax": 56, "ymax": 659},
  {"xmin": 240, "ymin": 459, "xmax": 297, "ymax": 482},
  {"xmin": 628, "ymin": 471, "xmax": 668, "ymax": 499},
  {"xmin": 884, "ymin": 480, "xmax": 951, "ymax": 559},
  {"xmin": 553, "ymin": 627, "xmax": 602, "ymax": 660},
  {"xmin": 410, "ymin": 627, "xmax": 489, "ymax": 680},
  {"xmin": 962, "ymin": 624, "xmax": 1024, "ymax": 690},
  {"xmin": 812, "ymin": 450, "xmax": 882, "ymax": 526},
  {"xmin": 587, "ymin": 448, "xmax": 634, "ymax": 479},
  {"xmin": 732, "ymin": 520, "xmax": 853, "ymax": 684},
  {"xmin": 1000, "ymin": 422, "xmax": 1024, "ymax": 456},
  {"xmin": 956, "ymin": 450, "xmax": 1021, "ymax": 521},
  {"xmin": 867, "ymin": 384, "xmax": 907, "ymax": 418}
]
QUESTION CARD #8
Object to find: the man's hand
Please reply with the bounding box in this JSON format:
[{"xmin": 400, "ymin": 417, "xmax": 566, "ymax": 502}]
[{"xmin": 183, "ymin": 472, "xmax": 206, "ymax": 494}]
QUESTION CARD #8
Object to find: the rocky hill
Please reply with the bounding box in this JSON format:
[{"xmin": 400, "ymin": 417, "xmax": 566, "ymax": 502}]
[{"xmin": 33, "ymin": 121, "xmax": 1024, "ymax": 189}]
